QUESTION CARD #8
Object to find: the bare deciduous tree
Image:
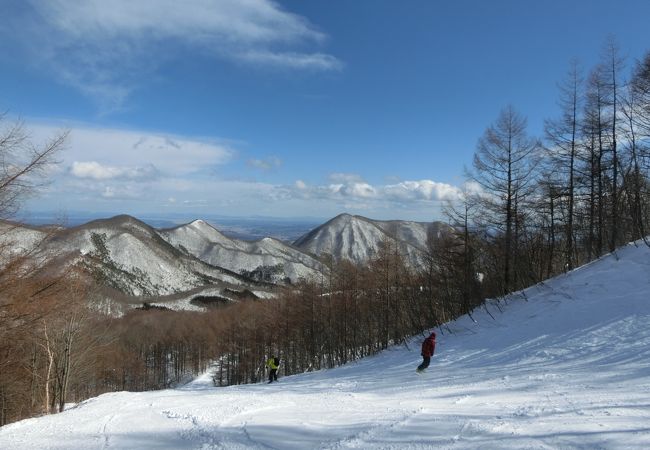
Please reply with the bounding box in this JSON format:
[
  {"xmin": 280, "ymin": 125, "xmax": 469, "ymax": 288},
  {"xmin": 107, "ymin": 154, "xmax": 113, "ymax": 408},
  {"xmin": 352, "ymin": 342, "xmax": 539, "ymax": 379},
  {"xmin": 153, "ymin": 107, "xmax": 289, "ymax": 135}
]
[
  {"xmin": 544, "ymin": 59, "xmax": 583, "ymax": 270},
  {"xmin": 0, "ymin": 114, "xmax": 67, "ymax": 219},
  {"xmin": 468, "ymin": 105, "xmax": 539, "ymax": 294}
]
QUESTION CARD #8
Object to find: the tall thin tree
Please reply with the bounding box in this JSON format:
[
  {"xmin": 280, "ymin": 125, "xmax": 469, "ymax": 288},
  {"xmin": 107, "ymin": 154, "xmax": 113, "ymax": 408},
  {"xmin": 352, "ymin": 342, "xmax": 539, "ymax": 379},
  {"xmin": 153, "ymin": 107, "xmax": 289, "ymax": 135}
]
[
  {"xmin": 468, "ymin": 105, "xmax": 539, "ymax": 294},
  {"xmin": 544, "ymin": 59, "xmax": 583, "ymax": 270}
]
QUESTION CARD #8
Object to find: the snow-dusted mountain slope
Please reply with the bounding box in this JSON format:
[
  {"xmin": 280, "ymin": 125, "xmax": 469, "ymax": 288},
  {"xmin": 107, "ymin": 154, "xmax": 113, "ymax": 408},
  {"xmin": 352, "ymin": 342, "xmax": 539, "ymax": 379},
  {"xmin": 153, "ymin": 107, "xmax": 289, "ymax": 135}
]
[
  {"xmin": 0, "ymin": 221, "xmax": 50, "ymax": 262},
  {"xmin": 293, "ymin": 213, "xmax": 444, "ymax": 267},
  {"xmin": 372, "ymin": 217, "xmax": 449, "ymax": 250},
  {"xmin": 3, "ymin": 241, "xmax": 649, "ymax": 448},
  {"xmin": 159, "ymin": 220, "xmax": 325, "ymax": 283},
  {"xmin": 2, "ymin": 214, "xmax": 445, "ymax": 300},
  {"xmin": 0, "ymin": 216, "xmax": 271, "ymax": 307}
]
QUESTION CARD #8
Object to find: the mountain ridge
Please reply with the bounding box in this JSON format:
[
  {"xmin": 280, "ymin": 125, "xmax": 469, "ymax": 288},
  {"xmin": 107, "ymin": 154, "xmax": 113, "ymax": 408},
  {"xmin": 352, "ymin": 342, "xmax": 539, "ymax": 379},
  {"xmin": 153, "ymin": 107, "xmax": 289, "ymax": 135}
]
[
  {"xmin": 1, "ymin": 213, "xmax": 449, "ymax": 314},
  {"xmin": 0, "ymin": 215, "xmax": 275, "ymax": 315}
]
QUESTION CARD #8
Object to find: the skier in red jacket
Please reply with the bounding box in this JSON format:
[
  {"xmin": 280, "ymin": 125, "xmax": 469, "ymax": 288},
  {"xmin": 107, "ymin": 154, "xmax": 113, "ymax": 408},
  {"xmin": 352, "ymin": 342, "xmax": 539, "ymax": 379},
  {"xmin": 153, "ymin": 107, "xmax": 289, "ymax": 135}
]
[{"xmin": 416, "ymin": 331, "xmax": 436, "ymax": 373}]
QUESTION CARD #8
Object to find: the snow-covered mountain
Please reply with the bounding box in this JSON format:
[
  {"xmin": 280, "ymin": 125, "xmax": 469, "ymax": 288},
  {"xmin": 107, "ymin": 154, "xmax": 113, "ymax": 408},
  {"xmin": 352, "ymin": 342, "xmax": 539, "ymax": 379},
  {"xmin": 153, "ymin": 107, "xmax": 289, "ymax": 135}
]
[
  {"xmin": 0, "ymin": 216, "xmax": 274, "ymax": 314},
  {"xmin": 2, "ymin": 239, "xmax": 649, "ymax": 448},
  {"xmin": 0, "ymin": 213, "xmax": 449, "ymax": 313},
  {"xmin": 159, "ymin": 219, "xmax": 325, "ymax": 283},
  {"xmin": 293, "ymin": 213, "xmax": 448, "ymax": 267}
]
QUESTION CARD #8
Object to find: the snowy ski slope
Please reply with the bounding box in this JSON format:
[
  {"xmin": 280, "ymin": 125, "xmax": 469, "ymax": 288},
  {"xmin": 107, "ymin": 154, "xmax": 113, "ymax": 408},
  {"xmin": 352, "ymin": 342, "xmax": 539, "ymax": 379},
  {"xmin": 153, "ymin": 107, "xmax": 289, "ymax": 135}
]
[{"xmin": 1, "ymin": 241, "xmax": 649, "ymax": 449}]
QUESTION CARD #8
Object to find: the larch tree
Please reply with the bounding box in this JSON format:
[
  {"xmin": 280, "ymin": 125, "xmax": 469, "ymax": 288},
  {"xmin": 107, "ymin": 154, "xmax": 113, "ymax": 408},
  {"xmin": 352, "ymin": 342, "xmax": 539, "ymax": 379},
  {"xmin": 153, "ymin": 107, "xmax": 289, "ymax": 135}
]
[
  {"xmin": 631, "ymin": 51, "xmax": 650, "ymax": 135},
  {"xmin": 620, "ymin": 82, "xmax": 645, "ymax": 241},
  {"xmin": 544, "ymin": 59, "xmax": 583, "ymax": 270},
  {"xmin": 468, "ymin": 105, "xmax": 539, "ymax": 295},
  {"xmin": 628, "ymin": 50, "xmax": 650, "ymax": 244},
  {"xmin": 601, "ymin": 37, "xmax": 625, "ymax": 251},
  {"xmin": 582, "ymin": 65, "xmax": 610, "ymax": 258}
]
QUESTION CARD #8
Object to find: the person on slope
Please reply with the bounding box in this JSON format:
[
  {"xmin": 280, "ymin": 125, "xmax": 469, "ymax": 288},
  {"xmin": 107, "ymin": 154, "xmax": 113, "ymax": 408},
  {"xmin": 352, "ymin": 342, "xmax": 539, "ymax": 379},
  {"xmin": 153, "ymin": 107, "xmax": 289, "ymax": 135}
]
[
  {"xmin": 416, "ymin": 332, "xmax": 436, "ymax": 373},
  {"xmin": 266, "ymin": 356, "xmax": 280, "ymax": 383}
]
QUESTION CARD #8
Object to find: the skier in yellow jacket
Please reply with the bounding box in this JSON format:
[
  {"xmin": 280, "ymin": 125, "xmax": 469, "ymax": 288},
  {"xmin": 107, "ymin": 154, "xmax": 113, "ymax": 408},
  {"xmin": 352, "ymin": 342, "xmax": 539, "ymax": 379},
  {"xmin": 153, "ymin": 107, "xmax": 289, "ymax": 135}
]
[{"xmin": 266, "ymin": 356, "xmax": 279, "ymax": 383}]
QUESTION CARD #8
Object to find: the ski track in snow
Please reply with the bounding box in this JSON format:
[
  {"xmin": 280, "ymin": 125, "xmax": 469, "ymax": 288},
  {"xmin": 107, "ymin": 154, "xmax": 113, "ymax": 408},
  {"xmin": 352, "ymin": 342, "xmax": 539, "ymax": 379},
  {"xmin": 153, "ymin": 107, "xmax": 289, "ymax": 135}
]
[{"xmin": 2, "ymin": 241, "xmax": 650, "ymax": 449}]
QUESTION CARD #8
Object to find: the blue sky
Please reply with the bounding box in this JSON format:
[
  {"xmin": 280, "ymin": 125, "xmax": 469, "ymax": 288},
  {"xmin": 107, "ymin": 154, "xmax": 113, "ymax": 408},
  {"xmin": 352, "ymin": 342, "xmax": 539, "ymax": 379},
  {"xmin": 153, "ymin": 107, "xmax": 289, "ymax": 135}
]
[{"xmin": 2, "ymin": 0, "xmax": 650, "ymax": 222}]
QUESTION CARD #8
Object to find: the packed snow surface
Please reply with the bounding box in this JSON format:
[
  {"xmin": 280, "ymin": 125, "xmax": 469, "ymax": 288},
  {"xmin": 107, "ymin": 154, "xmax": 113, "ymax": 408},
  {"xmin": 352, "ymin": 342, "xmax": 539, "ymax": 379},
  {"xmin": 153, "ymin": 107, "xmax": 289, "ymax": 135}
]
[{"xmin": 2, "ymin": 242, "xmax": 650, "ymax": 449}]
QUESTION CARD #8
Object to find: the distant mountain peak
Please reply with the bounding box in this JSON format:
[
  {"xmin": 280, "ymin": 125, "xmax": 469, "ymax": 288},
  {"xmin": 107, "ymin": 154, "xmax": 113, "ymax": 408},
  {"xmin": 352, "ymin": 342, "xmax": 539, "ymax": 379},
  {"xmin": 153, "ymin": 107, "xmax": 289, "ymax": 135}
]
[
  {"xmin": 161, "ymin": 219, "xmax": 226, "ymax": 240},
  {"xmin": 293, "ymin": 213, "xmax": 440, "ymax": 267},
  {"xmin": 329, "ymin": 213, "xmax": 366, "ymax": 224},
  {"xmin": 85, "ymin": 214, "xmax": 148, "ymax": 228},
  {"xmin": 188, "ymin": 219, "xmax": 216, "ymax": 231}
]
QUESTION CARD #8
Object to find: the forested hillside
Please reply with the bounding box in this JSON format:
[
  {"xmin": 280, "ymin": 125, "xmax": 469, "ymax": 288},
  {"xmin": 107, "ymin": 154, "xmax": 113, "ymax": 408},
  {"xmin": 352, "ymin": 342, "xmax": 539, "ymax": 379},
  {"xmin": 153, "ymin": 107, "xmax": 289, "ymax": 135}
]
[{"xmin": 1, "ymin": 236, "xmax": 648, "ymax": 449}]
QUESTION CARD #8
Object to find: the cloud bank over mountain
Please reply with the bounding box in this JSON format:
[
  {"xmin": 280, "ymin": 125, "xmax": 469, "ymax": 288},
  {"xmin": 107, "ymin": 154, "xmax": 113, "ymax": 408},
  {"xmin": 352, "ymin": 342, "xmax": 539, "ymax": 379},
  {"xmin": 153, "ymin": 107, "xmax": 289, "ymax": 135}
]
[{"xmin": 27, "ymin": 123, "xmax": 467, "ymax": 221}]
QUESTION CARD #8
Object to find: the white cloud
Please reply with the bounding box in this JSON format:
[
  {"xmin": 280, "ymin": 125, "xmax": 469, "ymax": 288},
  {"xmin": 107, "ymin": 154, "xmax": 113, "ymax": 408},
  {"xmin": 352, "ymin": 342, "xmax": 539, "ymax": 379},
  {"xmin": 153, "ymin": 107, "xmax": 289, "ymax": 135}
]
[
  {"xmin": 341, "ymin": 182, "xmax": 377, "ymax": 198},
  {"xmin": 289, "ymin": 177, "xmax": 464, "ymax": 204},
  {"xmin": 323, "ymin": 174, "xmax": 381, "ymax": 198},
  {"xmin": 9, "ymin": 0, "xmax": 341, "ymax": 108},
  {"xmin": 31, "ymin": 0, "xmax": 325, "ymax": 46},
  {"xmin": 238, "ymin": 50, "xmax": 343, "ymax": 71},
  {"xmin": 71, "ymin": 161, "xmax": 158, "ymax": 181},
  {"xmin": 462, "ymin": 180, "xmax": 484, "ymax": 196},
  {"xmin": 32, "ymin": 123, "xmax": 234, "ymax": 177},
  {"xmin": 383, "ymin": 180, "xmax": 462, "ymax": 201}
]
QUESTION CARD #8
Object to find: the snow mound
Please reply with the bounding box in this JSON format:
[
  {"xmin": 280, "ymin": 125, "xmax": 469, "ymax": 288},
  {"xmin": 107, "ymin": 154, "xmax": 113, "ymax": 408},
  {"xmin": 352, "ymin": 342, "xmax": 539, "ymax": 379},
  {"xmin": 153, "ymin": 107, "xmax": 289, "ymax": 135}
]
[{"xmin": 1, "ymin": 241, "xmax": 649, "ymax": 449}]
